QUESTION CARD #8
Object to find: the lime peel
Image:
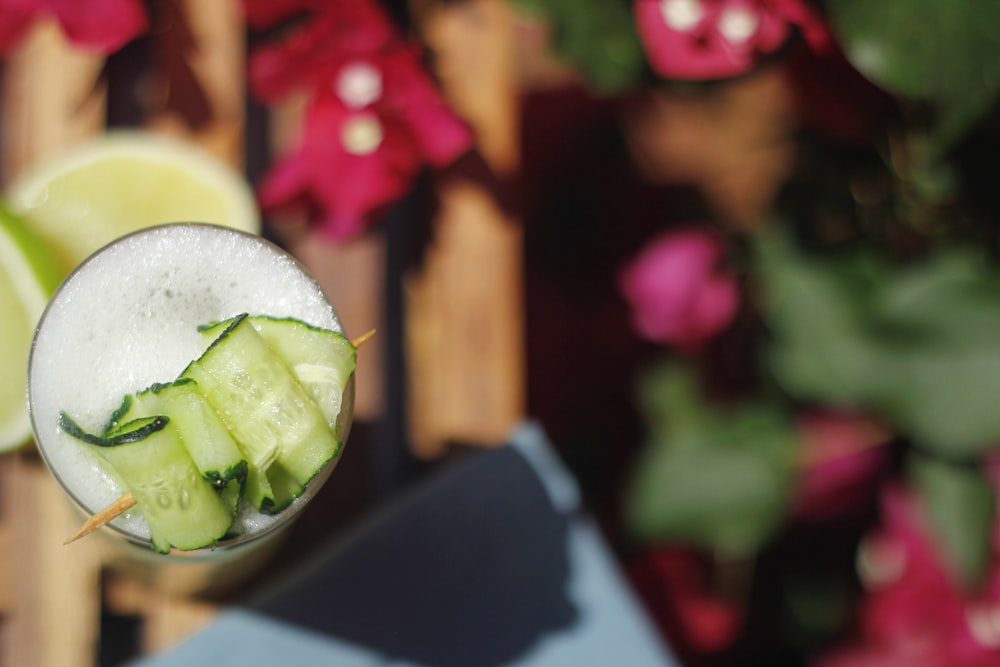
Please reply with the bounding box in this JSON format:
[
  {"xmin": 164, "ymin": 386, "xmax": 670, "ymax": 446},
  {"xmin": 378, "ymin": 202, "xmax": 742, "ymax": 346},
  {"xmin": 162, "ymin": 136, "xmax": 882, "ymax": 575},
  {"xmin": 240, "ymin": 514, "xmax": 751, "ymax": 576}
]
[
  {"xmin": 6, "ymin": 130, "xmax": 260, "ymax": 274},
  {"xmin": 0, "ymin": 205, "xmax": 61, "ymax": 451}
]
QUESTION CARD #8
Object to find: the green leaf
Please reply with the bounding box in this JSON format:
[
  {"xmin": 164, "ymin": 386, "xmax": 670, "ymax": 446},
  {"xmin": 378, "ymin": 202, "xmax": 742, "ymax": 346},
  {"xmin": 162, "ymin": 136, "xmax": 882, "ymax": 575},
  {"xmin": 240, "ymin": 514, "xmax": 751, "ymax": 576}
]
[
  {"xmin": 635, "ymin": 361, "xmax": 711, "ymax": 442},
  {"xmin": 874, "ymin": 250, "xmax": 1000, "ymax": 455},
  {"xmin": 754, "ymin": 231, "xmax": 1000, "ymax": 457},
  {"xmin": 910, "ymin": 454, "xmax": 994, "ymax": 589},
  {"xmin": 624, "ymin": 363, "xmax": 796, "ymax": 557},
  {"xmin": 509, "ymin": 0, "xmax": 646, "ymax": 94},
  {"xmin": 826, "ymin": 0, "xmax": 1000, "ymax": 156},
  {"xmin": 753, "ymin": 233, "xmax": 893, "ymax": 408}
]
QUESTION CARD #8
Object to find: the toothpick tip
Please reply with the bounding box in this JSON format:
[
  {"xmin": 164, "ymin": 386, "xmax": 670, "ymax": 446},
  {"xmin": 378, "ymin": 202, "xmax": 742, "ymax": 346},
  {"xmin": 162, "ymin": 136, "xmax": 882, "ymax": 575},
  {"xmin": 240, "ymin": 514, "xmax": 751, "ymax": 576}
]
[
  {"xmin": 351, "ymin": 328, "xmax": 376, "ymax": 349},
  {"xmin": 64, "ymin": 491, "xmax": 137, "ymax": 546}
]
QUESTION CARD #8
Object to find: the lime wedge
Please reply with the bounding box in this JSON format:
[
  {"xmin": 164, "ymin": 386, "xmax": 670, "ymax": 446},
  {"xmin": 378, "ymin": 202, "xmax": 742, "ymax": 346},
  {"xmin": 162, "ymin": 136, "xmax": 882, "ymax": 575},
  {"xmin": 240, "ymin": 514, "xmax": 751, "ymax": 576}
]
[
  {"xmin": 0, "ymin": 205, "xmax": 62, "ymax": 451},
  {"xmin": 6, "ymin": 131, "xmax": 260, "ymax": 273}
]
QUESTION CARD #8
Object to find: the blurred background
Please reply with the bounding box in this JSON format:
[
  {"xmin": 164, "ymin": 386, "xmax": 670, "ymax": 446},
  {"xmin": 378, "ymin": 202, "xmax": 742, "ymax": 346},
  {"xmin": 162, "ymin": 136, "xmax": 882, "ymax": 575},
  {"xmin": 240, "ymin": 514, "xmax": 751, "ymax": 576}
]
[{"xmin": 3, "ymin": 1, "xmax": 1000, "ymax": 666}]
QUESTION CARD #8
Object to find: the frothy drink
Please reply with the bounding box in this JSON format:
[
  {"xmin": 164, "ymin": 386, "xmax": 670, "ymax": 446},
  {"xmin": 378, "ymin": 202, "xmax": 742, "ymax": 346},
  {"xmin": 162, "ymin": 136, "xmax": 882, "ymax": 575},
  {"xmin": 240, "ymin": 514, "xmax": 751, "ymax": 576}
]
[{"xmin": 28, "ymin": 223, "xmax": 349, "ymax": 548}]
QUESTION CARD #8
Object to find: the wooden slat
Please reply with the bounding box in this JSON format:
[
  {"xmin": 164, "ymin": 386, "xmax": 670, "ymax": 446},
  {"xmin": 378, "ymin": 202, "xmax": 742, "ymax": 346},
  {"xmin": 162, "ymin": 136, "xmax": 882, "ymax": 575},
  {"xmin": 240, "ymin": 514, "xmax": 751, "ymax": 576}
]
[
  {"xmin": 7, "ymin": 454, "xmax": 104, "ymax": 667},
  {"xmin": 0, "ymin": 19, "xmax": 108, "ymax": 667},
  {"xmin": 144, "ymin": 0, "xmax": 246, "ymax": 166},
  {"xmin": 404, "ymin": 0, "xmax": 525, "ymax": 456},
  {"xmin": 104, "ymin": 574, "xmax": 218, "ymax": 656},
  {"xmin": 0, "ymin": 455, "xmax": 12, "ymax": 617},
  {"xmin": 0, "ymin": 19, "xmax": 106, "ymax": 179},
  {"xmin": 404, "ymin": 182, "xmax": 523, "ymax": 455},
  {"xmin": 0, "ymin": 4, "xmax": 248, "ymax": 664}
]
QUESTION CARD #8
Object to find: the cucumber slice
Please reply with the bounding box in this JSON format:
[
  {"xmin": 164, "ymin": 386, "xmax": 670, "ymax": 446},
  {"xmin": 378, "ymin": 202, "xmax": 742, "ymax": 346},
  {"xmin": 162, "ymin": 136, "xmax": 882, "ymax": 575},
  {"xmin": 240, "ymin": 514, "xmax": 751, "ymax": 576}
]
[
  {"xmin": 200, "ymin": 315, "xmax": 356, "ymax": 437},
  {"xmin": 245, "ymin": 462, "xmax": 277, "ymax": 515},
  {"xmin": 59, "ymin": 412, "xmax": 235, "ymax": 553},
  {"xmin": 133, "ymin": 379, "xmax": 248, "ymax": 488},
  {"xmin": 123, "ymin": 379, "xmax": 247, "ymax": 516},
  {"xmin": 184, "ymin": 314, "xmax": 338, "ymax": 512},
  {"xmin": 248, "ymin": 316, "xmax": 355, "ymax": 438}
]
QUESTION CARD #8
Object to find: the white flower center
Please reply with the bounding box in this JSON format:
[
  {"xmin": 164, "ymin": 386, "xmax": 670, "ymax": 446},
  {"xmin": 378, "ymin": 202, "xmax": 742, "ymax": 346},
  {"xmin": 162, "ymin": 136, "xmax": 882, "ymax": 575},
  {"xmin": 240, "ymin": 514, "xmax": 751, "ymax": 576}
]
[
  {"xmin": 341, "ymin": 114, "xmax": 384, "ymax": 155},
  {"xmin": 336, "ymin": 62, "xmax": 382, "ymax": 109},
  {"xmin": 660, "ymin": 0, "xmax": 704, "ymax": 32},
  {"xmin": 968, "ymin": 605, "xmax": 1000, "ymax": 648},
  {"xmin": 718, "ymin": 6, "xmax": 761, "ymax": 44},
  {"xmin": 856, "ymin": 538, "xmax": 905, "ymax": 589}
]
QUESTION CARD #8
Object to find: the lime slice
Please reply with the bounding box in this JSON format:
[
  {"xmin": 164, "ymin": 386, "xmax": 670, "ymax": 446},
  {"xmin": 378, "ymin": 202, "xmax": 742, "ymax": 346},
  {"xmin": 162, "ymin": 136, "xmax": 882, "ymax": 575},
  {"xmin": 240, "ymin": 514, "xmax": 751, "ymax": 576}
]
[
  {"xmin": 0, "ymin": 205, "xmax": 62, "ymax": 451},
  {"xmin": 6, "ymin": 131, "xmax": 260, "ymax": 273}
]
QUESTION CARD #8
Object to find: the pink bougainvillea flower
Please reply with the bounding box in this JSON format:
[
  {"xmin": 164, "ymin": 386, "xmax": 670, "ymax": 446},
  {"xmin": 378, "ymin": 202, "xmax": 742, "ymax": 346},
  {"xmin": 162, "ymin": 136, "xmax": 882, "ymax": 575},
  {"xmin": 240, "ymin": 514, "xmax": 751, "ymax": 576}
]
[
  {"xmin": 628, "ymin": 547, "xmax": 744, "ymax": 656},
  {"xmin": 258, "ymin": 64, "xmax": 472, "ymax": 240},
  {"xmin": 814, "ymin": 485, "xmax": 1000, "ymax": 667},
  {"xmin": 633, "ymin": 0, "xmax": 830, "ymax": 80},
  {"xmin": 618, "ymin": 227, "xmax": 740, "ymax": 351},
  {"xmin": 259, "ymin": 92, "xmax": 421, "ymax": 240},
  {"xmin": 247, "ymin": 1, "xmax": 398, "ymax": 101},
  {"xmin": 792, "ymin": 410, "xmax": 889, "ymax": 521},
  {"xmin": 0, "ymin": 0, "xmax": 147, "ymax": 56},
  {"xmin": 375, "ymin": 46, "xmax": 476, "ymax": 166},
  {"xmin": 247, "ymin": 0, "xmax": 473, "ymax": 239}
]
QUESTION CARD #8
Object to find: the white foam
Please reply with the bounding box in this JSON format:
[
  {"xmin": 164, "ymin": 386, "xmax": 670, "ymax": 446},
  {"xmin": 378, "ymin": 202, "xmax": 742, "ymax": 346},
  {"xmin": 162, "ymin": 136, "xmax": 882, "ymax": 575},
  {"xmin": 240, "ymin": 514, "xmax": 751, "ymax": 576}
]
[{"xmin": 28, "ymin": 223, "xmax": 344, "ymax": 543}]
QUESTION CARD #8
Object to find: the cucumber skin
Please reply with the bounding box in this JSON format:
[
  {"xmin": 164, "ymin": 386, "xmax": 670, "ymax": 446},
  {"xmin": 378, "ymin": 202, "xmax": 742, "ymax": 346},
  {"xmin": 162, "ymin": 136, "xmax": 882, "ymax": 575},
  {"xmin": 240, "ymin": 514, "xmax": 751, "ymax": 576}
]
[
  {"xmin": 61, "ymin": 411, "xmax": 168, "ymax": 446},
  {"xmin": 102, "ymin": 394, "xmax": 135, "ymax": 435}
]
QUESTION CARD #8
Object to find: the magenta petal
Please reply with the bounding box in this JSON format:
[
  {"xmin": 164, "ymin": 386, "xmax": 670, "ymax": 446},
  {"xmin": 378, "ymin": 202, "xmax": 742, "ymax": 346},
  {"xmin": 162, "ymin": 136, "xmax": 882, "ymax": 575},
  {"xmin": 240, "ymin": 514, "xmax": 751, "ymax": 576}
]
[
  {"xmin": 319, "ymin": 138, "xmax": 417, "ymax": 216},
  {"xmin": 305, "ymin": 152, "xmax": 409, "ymax": 239},
  {"xmin": 690, "ymin": 276, "xmax": 740, "ymax": 340},
  {"xmin": 49, "ymin": 0, "xmax": 147, "ymax": 53},
  {"xmin": 400, "ymin": 98, "xmax": 474, "ymax": 166},
  {"xmin": 634, "ymin": 0, "xmax": 794, "ymax": 80},
  {"xmin": 814, "ymin": 644, "xmax": 940, "ymax": 667},
  {"xmin": 631, "ymin": 0, "xmax": 738, "ymax": 80},
  {"xmin": 315, "ymin": 209, "xmax": 369, "ymax": 241},
  {"xmin": 792, "ymin": 412, "xmax": 888, "ymax": 520},
  {"xmin": 619, "ymin": 227, "xmax": 739, "ymax": 349},
  {"xmin": 818, "ymin": 483, "xmax": 1000, "ymax": 666},
  {"xmin": 259, "ymin": 95, "xmax": 423, "ymax": 240},
  {"xmin": 247, "ymin": 2, "xmax": 399, "ymax": 102},
  {"xmin": 258, "ymin": 153, "xmax": 311, "ymax": 211},
  {"xmin": 248, "ymin": 45, "xmax": 309, "ymax": 102},
  {"xmin": 382, "ymin": 49, "xmax": 473, "ymax": 165},
  {"xmin": 0, "ymin": 0, "xmax": 37, "ymax": 56}
]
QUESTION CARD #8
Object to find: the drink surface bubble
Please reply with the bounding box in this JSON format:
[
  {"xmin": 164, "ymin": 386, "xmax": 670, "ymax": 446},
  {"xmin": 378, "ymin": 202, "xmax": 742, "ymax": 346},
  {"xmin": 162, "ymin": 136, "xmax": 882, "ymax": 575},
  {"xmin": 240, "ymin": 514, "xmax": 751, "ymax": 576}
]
[{"xmin": 28, "ymin": 223, "xmax": 343, "ymax": 542}]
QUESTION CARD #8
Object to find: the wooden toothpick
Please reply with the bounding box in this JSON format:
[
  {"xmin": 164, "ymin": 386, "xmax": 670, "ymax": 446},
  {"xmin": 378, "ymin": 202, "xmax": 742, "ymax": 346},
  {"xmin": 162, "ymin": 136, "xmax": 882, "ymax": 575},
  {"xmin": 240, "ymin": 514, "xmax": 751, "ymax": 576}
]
[
  {"xmin": 64, "ymin": 491, "xmax": 137, "ymax": 545},
  {"xmin": 351, "ymin": 328, "xmax": 376, "ymax": 348},
  {"xmin": 65, "ymin": 326, "xmax": 377, "ymax": 545}
]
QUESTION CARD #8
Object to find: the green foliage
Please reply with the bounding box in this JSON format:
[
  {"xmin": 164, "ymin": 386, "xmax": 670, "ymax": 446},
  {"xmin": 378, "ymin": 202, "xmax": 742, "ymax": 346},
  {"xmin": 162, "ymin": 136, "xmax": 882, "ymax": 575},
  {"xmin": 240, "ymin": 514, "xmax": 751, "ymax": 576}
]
[
  {"xmin": 910, "ymin": 454, "xmax": 995, "ymax": 588},
  {"xmin": 624, "ymin": 363, "xmax": 797, "ymax": 557},
  {"xmin": 826, "ymin": 0, "xmax": 1000, "ymax": 157},
  {"xmin": 754, "ymin": 233, "xmax": 894, "ymax": 409},
  {"xmin": 876, "ymin": 252, "xmax": 1000, "ymax": 453},
  {"xmin": 756, "ymin": 232, "xmax": 1000, "ymax": 458},
  {"xmin": 508, "ymin": 0, "xmax": 646, "ymax": 95}
]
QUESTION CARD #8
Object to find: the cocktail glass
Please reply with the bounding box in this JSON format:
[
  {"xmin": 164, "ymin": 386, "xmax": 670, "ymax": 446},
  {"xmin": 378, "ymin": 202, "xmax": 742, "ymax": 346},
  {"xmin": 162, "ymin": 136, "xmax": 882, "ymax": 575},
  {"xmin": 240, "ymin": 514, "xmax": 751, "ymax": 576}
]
[{"xmin": 27, "ymin": 222, "xmax": 355, "ymax": 594}]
